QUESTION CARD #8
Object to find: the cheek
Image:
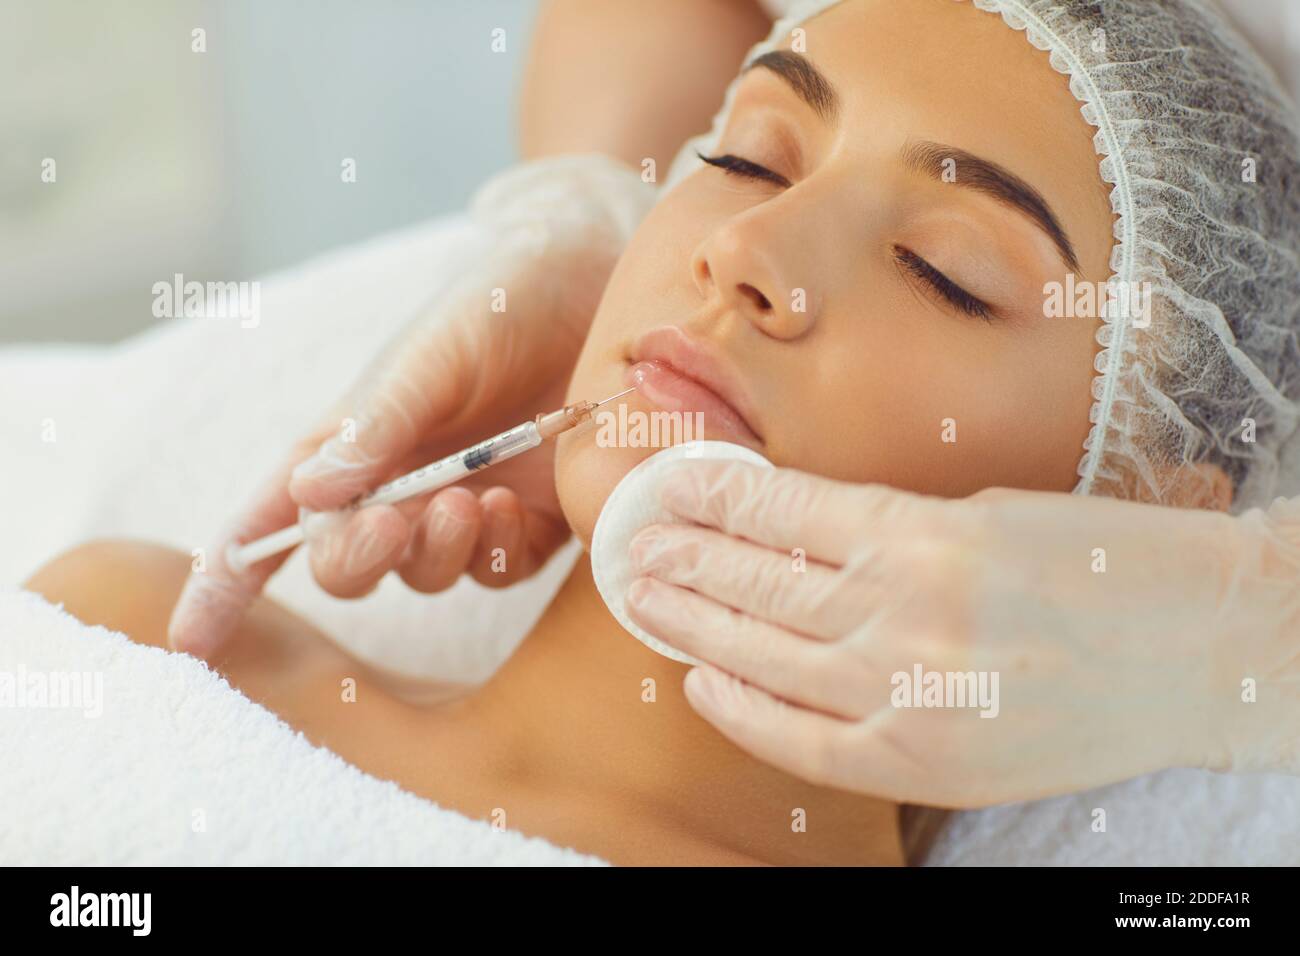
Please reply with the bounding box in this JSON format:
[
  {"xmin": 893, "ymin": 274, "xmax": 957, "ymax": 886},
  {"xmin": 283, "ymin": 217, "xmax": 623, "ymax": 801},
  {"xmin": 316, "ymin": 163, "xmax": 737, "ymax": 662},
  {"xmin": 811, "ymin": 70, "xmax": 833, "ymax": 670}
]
[
  {"xmin": 911, "ymin": 326, "xmax": 1096, "ymax": 495},
  {"xmin": 774, "ymin": 318, "xmax": 1096, "ymax": 496}
]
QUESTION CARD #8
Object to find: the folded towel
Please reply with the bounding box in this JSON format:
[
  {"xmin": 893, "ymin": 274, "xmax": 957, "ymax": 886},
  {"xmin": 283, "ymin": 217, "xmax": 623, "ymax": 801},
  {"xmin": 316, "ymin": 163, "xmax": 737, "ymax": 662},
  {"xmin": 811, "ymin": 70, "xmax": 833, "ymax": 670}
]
[{"xmin": 0, "ymin": 590, "xmax": 604, "ymax": 865}]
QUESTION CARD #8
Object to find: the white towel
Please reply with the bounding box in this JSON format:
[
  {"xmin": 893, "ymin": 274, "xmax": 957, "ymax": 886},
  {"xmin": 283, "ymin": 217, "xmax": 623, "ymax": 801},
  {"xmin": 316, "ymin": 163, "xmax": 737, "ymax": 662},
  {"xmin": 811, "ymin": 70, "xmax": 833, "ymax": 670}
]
[{"xmin": 0, "ymin": 589, "xmax": 604, "ymax": 865}]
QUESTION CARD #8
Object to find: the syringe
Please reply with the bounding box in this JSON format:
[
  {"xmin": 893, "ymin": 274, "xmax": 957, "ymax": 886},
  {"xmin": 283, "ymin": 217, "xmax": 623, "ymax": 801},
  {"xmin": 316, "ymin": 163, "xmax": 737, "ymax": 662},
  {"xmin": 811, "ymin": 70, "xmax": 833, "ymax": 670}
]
[{"xmin": 228, "ymin": 386, "xmax": 637, "ymax": 572}]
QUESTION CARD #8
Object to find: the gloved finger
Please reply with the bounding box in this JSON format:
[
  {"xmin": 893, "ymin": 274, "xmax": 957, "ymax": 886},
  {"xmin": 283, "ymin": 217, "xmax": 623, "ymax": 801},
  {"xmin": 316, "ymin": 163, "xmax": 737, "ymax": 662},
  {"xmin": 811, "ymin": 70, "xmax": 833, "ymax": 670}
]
[
  {"xmin": 289, "ymin": 346, "xmax": 464, "ymax": 513},
  {"xmin": 306, "ymin": 504, "xmax": 410, "ymax": 599},
  {"xmin": 467, "ymin": 487, "xmax": 528, "ymax": 588},
  {"xmin": 659, "ymin": 460, "xmax": 935, "ymax": 566},
  {"xmin": 465, "ymin": 487, "xmax": 571, "ymax": 588},
  {"xmin": 167, "ymin": 462, "xmax": 301, "ymax": 661},
  {"xmin": 628, "ymin": 577, "xmax": 875, "ymax": 718},
  {"xmin": 627, "ymin": 523, "xmax": 852, "ymax": 640},
  {"xmin": 681, "ymin": 665, "xmax": 872, "ymax": 794},
  {"xmin": 397, "ymin": 487, "xmax": 483, "ymax": 593}
]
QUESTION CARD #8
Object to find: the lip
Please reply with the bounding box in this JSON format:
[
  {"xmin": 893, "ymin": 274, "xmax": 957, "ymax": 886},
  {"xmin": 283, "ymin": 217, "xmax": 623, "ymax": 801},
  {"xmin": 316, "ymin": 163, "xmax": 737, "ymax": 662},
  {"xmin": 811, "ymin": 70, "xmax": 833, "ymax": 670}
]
[{"xmin": 625, "ymin": 326, "xmax": 763, "ymax": 447}]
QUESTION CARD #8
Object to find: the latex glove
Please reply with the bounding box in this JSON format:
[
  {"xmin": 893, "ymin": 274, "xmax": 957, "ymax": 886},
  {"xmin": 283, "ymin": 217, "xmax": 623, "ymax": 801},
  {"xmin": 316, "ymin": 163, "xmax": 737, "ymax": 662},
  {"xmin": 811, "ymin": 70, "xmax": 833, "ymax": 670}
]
[
  {"xmin": 624, "ymin": 461, "xmax": 1300, "ymax": 808},
  {"xmin": 169, "ymin": 154, "xmax": 655, "ymax": 661}
]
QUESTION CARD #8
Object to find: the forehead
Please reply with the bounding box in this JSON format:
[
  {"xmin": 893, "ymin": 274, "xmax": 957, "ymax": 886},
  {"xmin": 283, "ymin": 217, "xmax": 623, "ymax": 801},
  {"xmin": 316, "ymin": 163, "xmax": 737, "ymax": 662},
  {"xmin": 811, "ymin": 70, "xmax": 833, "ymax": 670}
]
[{"xmin": 769, "ymin": 0, "xmax": 1114, "ymax": 278}]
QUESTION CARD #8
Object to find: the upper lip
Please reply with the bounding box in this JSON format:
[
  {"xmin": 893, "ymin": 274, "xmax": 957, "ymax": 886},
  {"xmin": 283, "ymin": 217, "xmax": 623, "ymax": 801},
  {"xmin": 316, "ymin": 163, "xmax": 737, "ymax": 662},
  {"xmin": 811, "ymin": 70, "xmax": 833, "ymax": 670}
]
[{"xmin": 627, "ymin": 326, "xmax": 763, "ymax": 442}]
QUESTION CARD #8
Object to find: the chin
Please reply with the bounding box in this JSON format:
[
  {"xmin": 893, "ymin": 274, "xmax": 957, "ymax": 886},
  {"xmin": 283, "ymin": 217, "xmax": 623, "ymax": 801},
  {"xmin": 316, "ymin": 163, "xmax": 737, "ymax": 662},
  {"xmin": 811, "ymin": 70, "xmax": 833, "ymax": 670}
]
[{"xmin": 554, "ymin": 427, "xmax": 662, "ymax": 551}]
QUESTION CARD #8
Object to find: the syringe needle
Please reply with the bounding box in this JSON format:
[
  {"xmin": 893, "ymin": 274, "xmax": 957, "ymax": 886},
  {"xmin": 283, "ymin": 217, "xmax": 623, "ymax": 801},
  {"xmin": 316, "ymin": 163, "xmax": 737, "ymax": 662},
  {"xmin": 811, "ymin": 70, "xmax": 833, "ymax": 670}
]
[{"xmin": 593, "ymin": 386, "xmax": 637, "ymax": 407}]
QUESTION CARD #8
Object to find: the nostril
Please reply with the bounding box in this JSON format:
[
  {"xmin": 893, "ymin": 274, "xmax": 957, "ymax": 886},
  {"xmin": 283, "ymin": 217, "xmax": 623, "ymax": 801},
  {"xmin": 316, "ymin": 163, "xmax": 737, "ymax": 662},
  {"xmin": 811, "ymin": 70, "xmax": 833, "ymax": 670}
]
[{"xmin": 738, "ymin": 283, "xmax": 771, "ymax": 311}]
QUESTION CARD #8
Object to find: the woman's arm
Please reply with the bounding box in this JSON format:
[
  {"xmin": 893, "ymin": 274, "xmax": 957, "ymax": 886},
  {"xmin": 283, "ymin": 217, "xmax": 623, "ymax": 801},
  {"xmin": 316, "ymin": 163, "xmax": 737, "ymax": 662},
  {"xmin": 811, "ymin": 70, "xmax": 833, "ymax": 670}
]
[{"xmin": 518, "ymin": 0, "xmax": 773, "ymax": 170}]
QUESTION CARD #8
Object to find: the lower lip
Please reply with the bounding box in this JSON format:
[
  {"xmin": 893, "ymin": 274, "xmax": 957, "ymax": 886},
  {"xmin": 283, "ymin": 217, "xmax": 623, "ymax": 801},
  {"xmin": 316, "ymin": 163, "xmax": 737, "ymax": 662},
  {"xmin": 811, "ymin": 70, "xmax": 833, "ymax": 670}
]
[{"xmin": 624, "ymin": 360, "xmax": 761, "ymax": 447}]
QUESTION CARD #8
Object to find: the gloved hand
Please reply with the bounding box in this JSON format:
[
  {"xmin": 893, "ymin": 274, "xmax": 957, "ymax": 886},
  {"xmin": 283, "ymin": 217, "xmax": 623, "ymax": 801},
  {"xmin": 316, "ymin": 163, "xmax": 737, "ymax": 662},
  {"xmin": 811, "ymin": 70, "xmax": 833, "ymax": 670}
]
[
  {"xmin": 624, "ymin": 460, "xmax": 1300, "ymax": 807},
  {"xmin": 169, "ymin": 154, "xmax": 656, "ymax": 662}
]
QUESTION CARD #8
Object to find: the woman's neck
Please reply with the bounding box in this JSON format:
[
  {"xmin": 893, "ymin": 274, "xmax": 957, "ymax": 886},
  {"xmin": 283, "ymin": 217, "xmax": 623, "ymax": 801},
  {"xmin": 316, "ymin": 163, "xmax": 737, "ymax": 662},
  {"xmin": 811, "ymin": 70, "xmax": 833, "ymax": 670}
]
[{"xmin": 462, "ymin": 555, "xmax": 904, "ymax": 866}]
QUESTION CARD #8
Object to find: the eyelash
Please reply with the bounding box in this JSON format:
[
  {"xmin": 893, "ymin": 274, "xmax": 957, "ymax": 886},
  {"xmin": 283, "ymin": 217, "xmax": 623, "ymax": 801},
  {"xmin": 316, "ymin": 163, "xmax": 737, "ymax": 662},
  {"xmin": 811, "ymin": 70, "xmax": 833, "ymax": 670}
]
[
  {"xmin": 696, "ymin": 150, "xmax": 790, "ymax": 187},
  {"xmin": 892, "ymin": 248, "xmax": 994, "ymax": 322},
  {"xmin": 698, "ymin": 150, "xmax": 995, "ymax": 322}
]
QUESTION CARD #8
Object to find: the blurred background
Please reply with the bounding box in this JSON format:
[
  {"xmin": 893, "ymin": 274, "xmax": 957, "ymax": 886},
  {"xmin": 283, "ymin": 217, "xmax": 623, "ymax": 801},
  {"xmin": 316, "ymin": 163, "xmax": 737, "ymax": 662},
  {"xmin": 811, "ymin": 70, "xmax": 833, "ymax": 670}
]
[
  {"xmin": 3, "ymin": 0, "xmax": 1296, "ymax": 346},
  {"xmin": 1, "ymin": 0, "xmax": 535, "ymax": 344}
]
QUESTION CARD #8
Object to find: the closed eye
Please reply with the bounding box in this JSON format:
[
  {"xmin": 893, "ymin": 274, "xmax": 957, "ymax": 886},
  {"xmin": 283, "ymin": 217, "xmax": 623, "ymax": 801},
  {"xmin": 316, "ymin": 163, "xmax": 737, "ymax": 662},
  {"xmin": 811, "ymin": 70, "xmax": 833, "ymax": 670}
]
[
  {"xmin": 697, "ymin": 151, "xmax": 994, "ymax": 322},
  {"xmin": 696, "ymin": 150, "xmax": 792, "ymax": 188},
  {"xmin": 892, "ymin": 247, "xmax": 994, "ymax": 322}
]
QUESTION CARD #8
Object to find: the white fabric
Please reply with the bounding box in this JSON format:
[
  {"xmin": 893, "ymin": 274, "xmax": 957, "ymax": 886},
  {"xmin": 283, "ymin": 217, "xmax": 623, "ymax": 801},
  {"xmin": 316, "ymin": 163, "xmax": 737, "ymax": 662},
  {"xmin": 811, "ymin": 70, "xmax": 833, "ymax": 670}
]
[
  {"xmin": 592, "ymin": 441, "xmax": 773, "ymax": 664},
  {"xmin": 0, "ymin": 590, "xmax": 602, "ymax": 865},
  {"xmin": 928, "ymin": 766, "xmax": 1300, "ymax": 865}
]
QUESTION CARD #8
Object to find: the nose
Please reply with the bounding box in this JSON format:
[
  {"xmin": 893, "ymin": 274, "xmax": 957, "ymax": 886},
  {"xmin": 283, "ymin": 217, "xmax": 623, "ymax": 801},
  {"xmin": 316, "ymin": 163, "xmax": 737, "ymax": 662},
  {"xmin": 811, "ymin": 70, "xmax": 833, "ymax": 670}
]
[{"xmin": 690, "ymin": 217, "xmax": 819, "ymax": 341}]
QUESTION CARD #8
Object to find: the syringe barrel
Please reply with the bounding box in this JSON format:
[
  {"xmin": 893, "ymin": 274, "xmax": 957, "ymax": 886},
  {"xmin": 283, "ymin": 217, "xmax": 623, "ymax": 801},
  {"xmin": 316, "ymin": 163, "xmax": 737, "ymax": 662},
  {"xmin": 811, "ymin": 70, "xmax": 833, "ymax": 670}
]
[
  {"xmin": 230, "ymin": 417, "xmax": 554, "ymax": 571},
  {"xmin": 461, "ymin": 420, "xmax": 543, "ymax": 469},
  {"xmin": 358, "ymin": 421, "xmax": 543, "ymax": 508}
]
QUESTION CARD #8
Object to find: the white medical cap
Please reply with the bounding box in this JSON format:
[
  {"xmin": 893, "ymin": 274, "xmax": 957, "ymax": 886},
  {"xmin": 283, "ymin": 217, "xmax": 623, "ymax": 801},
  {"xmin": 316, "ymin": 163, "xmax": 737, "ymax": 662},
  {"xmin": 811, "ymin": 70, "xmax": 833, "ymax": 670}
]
[{"xmin": 663, "ymin": 0, "xmax": 1300, "ymax": 510}]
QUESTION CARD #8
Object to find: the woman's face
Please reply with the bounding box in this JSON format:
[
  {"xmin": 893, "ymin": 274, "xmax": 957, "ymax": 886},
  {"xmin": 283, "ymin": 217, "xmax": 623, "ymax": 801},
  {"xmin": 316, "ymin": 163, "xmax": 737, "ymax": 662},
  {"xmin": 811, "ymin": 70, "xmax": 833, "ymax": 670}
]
[{"xmin": 557, "ymin": 0, "xmax": 1116, "ymax": 546}]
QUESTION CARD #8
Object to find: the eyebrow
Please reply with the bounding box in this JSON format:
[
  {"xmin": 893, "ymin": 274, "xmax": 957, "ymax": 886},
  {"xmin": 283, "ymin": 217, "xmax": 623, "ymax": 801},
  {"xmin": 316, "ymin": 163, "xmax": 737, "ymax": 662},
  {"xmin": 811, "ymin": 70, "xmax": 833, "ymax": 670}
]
[
  {"xmin": 901, "ymin": 140, "xmax": 1080, "ymax": 272},
  {"xmin": 743, "ymin": 50, "xmax": 840, "ymax": 125},
  {"xmin": 744, "ymin": 51, "xmax": 1080, "ymax": 272}
]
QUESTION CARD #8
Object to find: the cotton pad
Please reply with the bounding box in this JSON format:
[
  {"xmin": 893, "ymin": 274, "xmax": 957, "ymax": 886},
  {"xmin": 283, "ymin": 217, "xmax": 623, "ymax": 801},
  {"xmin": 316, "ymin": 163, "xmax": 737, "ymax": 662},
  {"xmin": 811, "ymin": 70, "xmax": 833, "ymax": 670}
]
[{"xmin": 591, "ymin": 440, "xmax": 774, "ymax": 665}]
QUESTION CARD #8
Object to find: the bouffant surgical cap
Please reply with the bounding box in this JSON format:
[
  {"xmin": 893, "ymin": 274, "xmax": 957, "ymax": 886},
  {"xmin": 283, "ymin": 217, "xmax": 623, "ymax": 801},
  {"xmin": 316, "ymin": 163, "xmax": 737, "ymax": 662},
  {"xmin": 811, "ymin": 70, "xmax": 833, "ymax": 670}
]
[{"xmin": 663, "ymin": 0, "xmax": 1300, "ymax": 511}]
